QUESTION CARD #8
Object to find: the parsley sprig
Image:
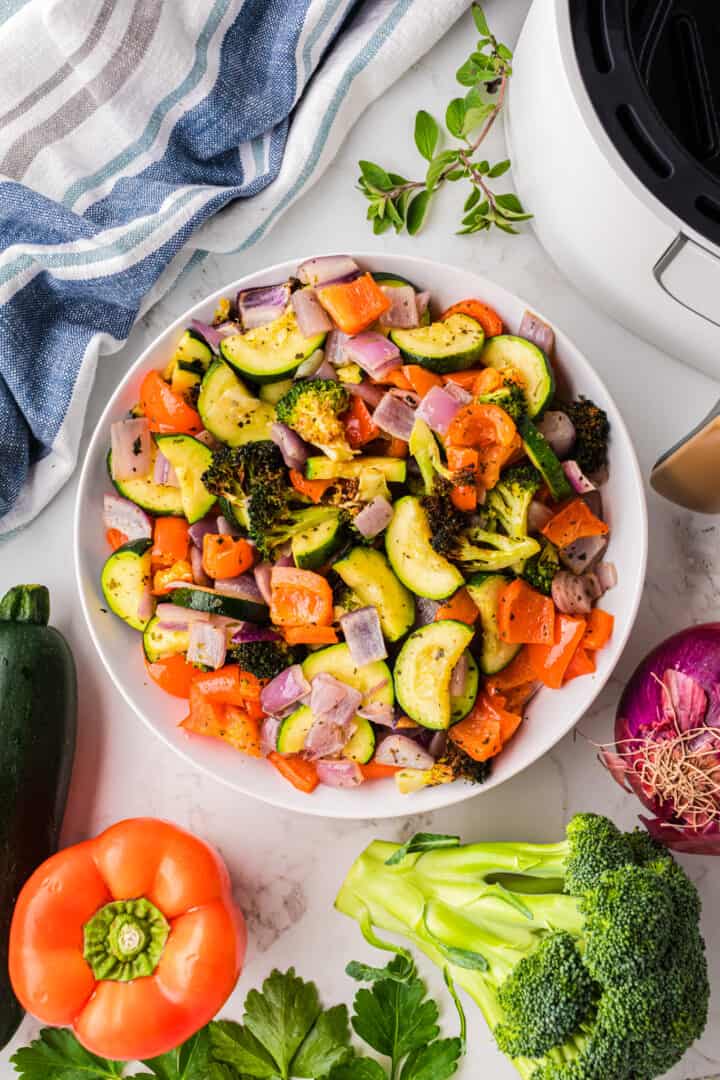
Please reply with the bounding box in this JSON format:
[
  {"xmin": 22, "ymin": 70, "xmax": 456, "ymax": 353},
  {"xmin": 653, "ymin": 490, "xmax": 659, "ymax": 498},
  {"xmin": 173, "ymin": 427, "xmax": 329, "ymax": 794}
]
[{"xmin": 358, "ymin": 5, "xmax": 531, "ymax": 238}]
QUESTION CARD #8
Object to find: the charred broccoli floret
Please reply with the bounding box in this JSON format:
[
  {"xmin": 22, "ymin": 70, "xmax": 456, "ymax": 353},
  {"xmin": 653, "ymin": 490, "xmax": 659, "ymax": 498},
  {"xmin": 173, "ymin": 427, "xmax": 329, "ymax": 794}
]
[
  {"xmin": 421, "ymin": 480, "xmax": 469, "ymax": 560},
  {"xmin": 478, "ymin": 380, "xmax": 528, "ymax": 422},
  {"xmin": 201, "ymin": 441, "xmax": 287, "ymax": 529},
  {"xmin": 439, "ymin": 740, "xmax": 493, "ymax": 785},
  {"xmin": 229, "ymin": 638, "xmax": 303, "ymax": 680},
  {"xmin": 522, "ymin": 540, "xmax": 560, "ymax": 596},
  {"xmin": 563, "ymin": 396, "xmax": 609, "ymax": 475},
  {"xmin": 487, "ymin": 463, "xmax": 542, "ymax": 538},
  {"xmin": 276, "ymin": 379, "xmax": 352, "ymax": 460}
]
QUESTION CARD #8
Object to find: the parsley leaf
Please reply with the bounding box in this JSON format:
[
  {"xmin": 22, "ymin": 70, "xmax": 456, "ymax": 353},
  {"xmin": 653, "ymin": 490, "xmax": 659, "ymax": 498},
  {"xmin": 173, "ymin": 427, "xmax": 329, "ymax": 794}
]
[
  {"xmin": 292, "ymin": 1004, "xmax": 353, "ymax": 1077},
  {"xmin": 10, "ymin": 1028, "xmax": 125, "ymax": 1080},
  {"xmin": 132, "ymin": 1028, "xmax": 227, "ymax": 1080},
  {"xmin": 244, "ymin": 967, "xmax": 321, "ymax": 1076},
  {"xmin": 331, "ymin": 1058, "xmax": 387, "ymax": 1080},
  {"xmin": 351, "ymin": 974, "xmax": 439, "ymax": 1062},
  {"xmin": 209, "ymin": 1021, "xmax": 277, "ymax": 1078},
  {"xmin": 399, "ymin": 1038, "xmax": 462, "ymax": 1080}
]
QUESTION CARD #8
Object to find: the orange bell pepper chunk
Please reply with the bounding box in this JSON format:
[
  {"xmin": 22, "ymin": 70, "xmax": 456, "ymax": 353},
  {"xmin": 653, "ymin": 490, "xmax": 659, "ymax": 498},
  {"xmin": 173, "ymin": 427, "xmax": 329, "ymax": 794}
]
[
  {"xmin": 282, "ymin": 625, "xmax": 339, "ymax": 645},
  {"xmin": 192, "ymin": 665, "xmax": 262, "ymax": 704},
  {"xmin": 472, "ymin": 368, "xmax": 505, "ymax": 396},
  {"xmin": 402, "ymin": 365, "xmax": 443, "ymax": 397},
  {"xmin": 268, "ymin": 752, "xmax": 319, "ymax": 794},
  {"xmin": 541, "ymin": 499, "xmax": 609, "ymax": 549},
  {"xmin": 344, "ymin": 394, "xmax": 380, "ymax": 448},
  {"xmin": 450, "ymin": 691, "xmax": 521, "ymax": 761},
  {"xmin": 316, "ymin": 273, "xmax": 390, "ymax": 335},
  {"xmin": 106, "ymin": 528, "xmax": 128, "ymax": 551},
  {"xmin": 486, "ymin": 647, "xmax": 536, "ymax": 692},
  {"xmin": 270, "ymin": 566, "xmax": 334, "ymax": 626},
  {"xmin": 563, "ymin": 645, "xmax": 597, "ymax": 683},
  {"xmin": 446, "ymin": 402, "xmax": 517, "ymax": 449},
  {"xmin": 202, "ymin": 534, "xmax": 255, "ymax": 580},
  {"xmin": 289, "ymin": 469, "xmax": 334, "ymax": 504},
  {"xmin": 152, "ymin": 517, "xmax": 190, "ymax": 567},
  {"xmin": 360, "ymin": 761, "xmax": 400, "ymax": 780},
  {"xmin": 153, "ymin": 559, "xmax": 193, "ymax": 595},
  {"xmin": 497, "ymin": 579, "xmax": 555, "ymax": 645},
  {"xmin": 386, "ymin": 436, "xmax": 408, "ymax": 458},
  {"xmin": 435, "ymin": 587, "xmax": 479, "ymax": 625},
  {"xmin": 223, "ymin": 704, "xmax": 263, "ymax": 757},
  {"xmin": 446, "ymin": 446, "xmax": 480, "ymax": 475},
  {"xmin": 443, "ymin": 368, "xmax": 492, "ymax": 391},
  {"xmin": 140, "ymin": 370, "xmax": 202, "ymax": 434},
  {"xmin": 450, "ymin": 484, "xmax": 477, "ymax": 512},
  {"xmin": 144, "ymin": 651, "xmax": 196, "ymax": 699},
  {"xmin": 583, "ymin": 608, "xmax": 615, "ymax": 651},
  {"xmin": 528, "ymin": 613, "xmax": 587, "ymax": 690},
  {"xmin": 441, "ymin": 298, "xmax": 504, "ymax": 337},
  {"xmin": 182, "ymin": 684, "xmax": 228, "ymax": 739},
  {"xmin": 373, "ymin": 368, "xmax": 412, "ymax": 390}
]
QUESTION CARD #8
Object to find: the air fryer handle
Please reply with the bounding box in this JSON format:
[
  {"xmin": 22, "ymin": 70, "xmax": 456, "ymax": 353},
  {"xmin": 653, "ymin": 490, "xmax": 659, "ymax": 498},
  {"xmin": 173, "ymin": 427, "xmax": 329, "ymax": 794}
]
[{"xmin": 654, "ymin": 235, "xmax": 720, "ymax": 327}]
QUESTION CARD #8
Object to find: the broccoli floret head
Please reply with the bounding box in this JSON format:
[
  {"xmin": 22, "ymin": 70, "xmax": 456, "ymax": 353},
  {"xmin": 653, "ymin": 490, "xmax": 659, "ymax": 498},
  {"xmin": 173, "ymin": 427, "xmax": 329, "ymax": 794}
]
[
  {"xmin": 478, "ymin": 380, "xmax": 528, "ymax": 422},
  {"xmin": 276, "ymin": 379, "xmax": 352, "ymax": 460},
  {"xmin": 495, "ymin": 932, "xmax": 597, "ymax": 1059},
  {"xmin": 563, "ymin": 397, "xmax": 609, "ymax": 475},
  {"xmin": 563, "ymin": 812, "xmax": 636, "ymax": 896},
  {"xmin": 249, "ymin": 505, "xmax": 339, "ymax": 561},
  {"xmin": 487, "ymin": 463, "xmax": 541, "ymax": 539},
  {"xmin": 229, "ymin": 638, "xmax": 302, "ymax": 680},
  {"xmin": 522, "ymin": 540, "xmax": 559, "ymax": 596},
  {"xmin": 421, "ymin": 481, "xmax": 469, "ymax": 559},
  {"xmin": 449, "ymin": 527, "xmax": 541, "ymax": 573},
  {"xmin": 202, "ymin": 441, "xmax": 287, "ymax": 526}
]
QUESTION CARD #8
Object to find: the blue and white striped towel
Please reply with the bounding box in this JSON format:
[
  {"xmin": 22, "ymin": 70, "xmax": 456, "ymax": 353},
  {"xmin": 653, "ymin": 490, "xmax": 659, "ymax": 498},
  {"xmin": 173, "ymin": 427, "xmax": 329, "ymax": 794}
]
[{"xmin": 0, "ymin": 0, "xmax": 466, "ymax": 533}]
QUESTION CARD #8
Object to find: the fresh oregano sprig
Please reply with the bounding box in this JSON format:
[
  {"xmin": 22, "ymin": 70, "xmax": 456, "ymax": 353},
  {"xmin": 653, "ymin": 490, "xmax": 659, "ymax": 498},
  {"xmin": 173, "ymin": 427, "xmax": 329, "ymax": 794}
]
[{"xmin": 358, "ymin": 4, "xmax": 531, "ymax": 237}]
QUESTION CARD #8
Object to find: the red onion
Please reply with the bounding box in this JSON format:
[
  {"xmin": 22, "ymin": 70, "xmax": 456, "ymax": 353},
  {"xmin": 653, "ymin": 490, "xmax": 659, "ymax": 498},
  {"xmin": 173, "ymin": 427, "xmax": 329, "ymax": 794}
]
[
  {"xmin": 415, "ymin": 385, "xmax": 462, "ymax": 436},
  {"xmin": 270, "ymin": 422, "xmax": 310, "ymax": 469},
  {"xmin": 324, "ymin": 329, "xmax": 351, "ymax": 365},
  {"xmin": 102, "ymin": 494, "xmax": 152, "ymax": 541},
  {"xmin": 216, "ymin": 514, "xmax": 240, "ymax": 537},
  {"xmin": 110, "ymin": 418, "xmax": 151, "ymax": 481},
  {"xmin": 156, "ymin": 602, "xmax": 209, "ymax": 624},
  {"xmin": 291, "ymin": 288, "xmax": 332, "ymax": 336},
  {"xmin": 552, "ymin": 571, "xmax": 599, "ymax": 615},
  {"xmin": 443, "ymin": 381, "xmax": 473, "ymax": 405},
  {"xmin": 309, "ymin": 672, "xmax": 361, "ymax": 722},
  {"xmin": 260, "ymin": 664, "xmax": 310, "ymax": 715},
  {"xmin": 537, "ymin": 411, "xmax": 576, "ymax": 458},
  {"xmin": 354, "ymin": 496, "xmax": 394, "ymax": 539},
  {"xmin": 214, "ymin": 574, "xmax": 266, "ymax": 604},
  {"xmin": 137, "ymin": 585, "xmax": 155, "ymax": 625},
  {"xmin": 519, "ymin": 309, "xmax": 555, "ymax": 354},
  {"xmin": 596, "ymin": 562, "xmax": 617, "ymax": 592},
  {"xmin": 152, "ymin": 450, "xmax": 179, "ymax": 487},
  {"xmin": 195, "ymin": 430, "xmax": 220, "ymax": 450},
  {"xmin": 340, "ymin": 607, "xmax": 387, "ymax": 665},
  {"xmin": 297, "ymin": 255, "xmax": 359, "ymax": 287},
  {"xmin": 415, "ymin": 291, "xmax": 431, "ymax": 317},
  {"xmin": 295, "ymin": 349, "xmax": 327, "ymax": 378},
  {"xmin": 187, "ymin": 621, "xmax": 226, "ymax": 670},
  {"xmin": 379, "ymin": 286, "xmax": 419, "ymax": 329},
  {"xmin": 253, "ymin": 563, "xmax": 273, "ymax": 605},
  {"xmin": 562, "ymin": 459, "xmax": 596, "ymax": 494},
  {"xmin": 190, "ymin": 545, "xmax": 211, "ymax": 587},
  {"xmin": 428, "ymin": 731, "xmax": 448, "ymax": 758},
  {"xmin": 559, "ymin": 534, "xmax": 608, "ymax": 575},
  {"xmin": 188, "ymin": 515, "xmax": 219, "ymax": 548},
  {"xmin": 450, "ymin": 652, "xmax": 469, "ymax": 697},
  {"xmin": 308, "ymin": 359, "xmax": 338, "ymax": 381},
  {"xmin": 347, "ymin": 380, "xmax": 385, "ymax": 407},
  {"xmin": 376, "ymin": 734, "xmax": 434, "ymax": 770},
  {"xmin": 190, "ymin": 319, "xmax": 238, "ymax": 350},
  {"xmin": 157, "ymin": 619, "xmax": 190, "ymax": 632},
  {"xmin": 528, "ymin": 500, "xmax": 554, "ymax": 535},
  {"xmin": 316, "ymin": 759, "xmax": 364, "ymax": 787},
  {"xmin": 237, "ymin": 282, "xmax": 290, "ymax": 330},
  {"xmin": 261, "ymin": 716, "xmax": 281, "ymax": 756},
  {"xmin": 372, "ymin": 392, "xmax": 416, "ymax": 441},
  {"xmin": 357, "ymin": 702, "xmax": 396, "ymax": 726},
  {"xmin": 232, "ymin": 624, "xmax": 282, "ymax": 643},
  {"xmin": 415, "ymin": 597, "xmax": 440, "ymax": 626},
  {"xmin": 343, "ymin": 333, "xmax": 401, "ymax": 378}
]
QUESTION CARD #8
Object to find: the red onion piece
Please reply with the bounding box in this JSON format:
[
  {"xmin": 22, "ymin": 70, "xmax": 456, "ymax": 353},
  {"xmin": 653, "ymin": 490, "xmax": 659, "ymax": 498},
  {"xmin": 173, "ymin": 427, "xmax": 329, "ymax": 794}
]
[
  {"xmin": 552, "ymin": 571, "xmax": 599, "ymax": 615},
  {"xmin": 305, "ymin": 711, "xmax": 357, "ymax": 760},
  {"xmin": 110, "ymin": 418, "xmax": 151, "ymax": 481},
  {"xmin": 443, "ymin": 381, "xmax": 473, "ymax": 405},
  {"xmin": 187, "ymin": 621, "xmax": 226, "ymax": 670},
  {"xmin": 308, "ymin": 359, "xmax": 338, "ymax": 381},
  {"xmin": 214, "ymin": 574, "xmax": 266, "ymax": 604},
  {"xmin": 261, "ymin": 716, "xmax": 281, "ymax": 756},
  {"xmin": 357, "ymin": 702, "xmax": 396, "ymax": 726},
  {"xmin": 415, "ymin": 385, "xmax": 462, "ymax": 436},
  {"xmin": 347, "ymin": 381, "xmax": 385, "ymax": 408},
  {"xmin": 316, "ymin": 759, "xmax": 364, "ymax": 787},
  {"xmin": 137, "ymin": 584, "xmax": 155, "ymax": 624},
  {"xmin": 232, "ymin": 624, "xmax": 282, "ymax": 643},
  {"xmin": 260, "ymin": 664, "xmax": 310, "ymax": 715},
  {"xmin": 152, "ymin": 450, "xmax": 179, "ymax": 487},
  {"xmin": 190, "ymin": 545, "xmax": 211, "ymax": 587},
  {"xmin": 559, "ymin": 534, "xmax": 608, "ymax": 575},
  {"xmin": 189, "ymin": 319, "xmax": 239, "ymax": 350},
  {"xmin": 343, "ymin": 332, "xmax": 401, "ymax": 377},
  {"xmin": 237, "ymin": 282, "xmax": 290, "ymax": 330},
  {"xmin": 415, "ymin": 597, "xmax": 440, "ymax": 626},
  {"xmin": 297, "ymin": 255, "xmax": 359, "ymax": 287},
  {"xmin": 271, "ymin": 422, "xmax": 310, "ymax": 469},
  {"xmin": 195, "ymin": 430, "xmax": 220, "ymax": 450},
  {"xmin": 415, "ymin": 291, "xmax": 431, "ymax": 317},
  {"xmin": 536, "ymin": 411, "xmax": 576, "ymax": 458},
  {"xmin": 662, "ymin": 669, "xmax": 707, "ymax": 732},
  {"xmin": 562, "ymin": 459, "xmax": 596, "ymax": 494},
  {"xmin": 102, "ymin": 494, "xmax": 152, "ymax": 541},
  {"xmin": 372, "ymin": 392, "xmax": 416, "ymax": 441},
  {"xmin": 216, "ymin": 514, "xmax": 239, "ymax": 536},
  {"xmin": 528, "ymin": 500, "xmax": 554, "ymax": 535},
  {"xmin": 340, "ymin": 607, "xmax": 387, "ymax": 665},
  {"xmin": 156, "ymin": 602, "xmax": 209, "ymax": 624},
  {"xmin": 596, "ymin": 562, "xmax": 617, "ymax": 592},
  {"xmin": 379, "ymin": 286, "xmax": 419, "ymax": 329},
  {"xmin": 188, "ymin": 515, "xmax": 219, "ymax": 548},
  {"xmin": 325, "ymin": 328, "xmax": 351, "ymax": 365},
  {"xmin": 291, "ymin": 288, "xmax": 332, "ymax": 336},
  {"xmin": 429, "ymin": 731, "xmax": 448, "ymax": 759},
  {"xmin": 354, "ymin": 496, "xmax": 394, "ymax": 539},
  {"xmin": 157, "ymin": 620, "xmax": 190, "ymax": 632},
  {"xmin": 295, "ymin": 349, "xmax": 327, "ymax": 378},
  {"xmin": 376, "ymin": 734, "xmax": 434, "ymax": 769},
  {"xmin": 519, "ymin": 309, "xmax": 555, "ymax": 354},
  {"xmin": 253, "ymin": 563, "xmax": 273, "ymax": 605},
  {"xmin": 450, "ymin": 652, "xmax": 469, "ymax": 697}
]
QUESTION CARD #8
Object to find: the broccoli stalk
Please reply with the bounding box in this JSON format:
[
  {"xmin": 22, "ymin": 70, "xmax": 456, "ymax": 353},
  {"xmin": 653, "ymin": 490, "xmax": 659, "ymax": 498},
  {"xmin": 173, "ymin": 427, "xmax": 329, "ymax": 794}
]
[
  {"xmin": 486, "ymin": 464, "xmax": 541, "ymax": 539},
  {"xmin": 276, "ymin": 378, "xmax": 353, "ymax": 461},
  {"xmin": 449, "ymin": 527, "xmax": 540, "ymax": 572},
  {"xmin": 335, "ymin": 813, "xmax": 709, "ymax": 1080}
]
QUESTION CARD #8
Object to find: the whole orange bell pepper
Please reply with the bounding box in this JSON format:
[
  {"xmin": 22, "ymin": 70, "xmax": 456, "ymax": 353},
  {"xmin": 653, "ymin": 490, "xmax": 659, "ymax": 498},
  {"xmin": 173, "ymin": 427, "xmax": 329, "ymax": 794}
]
[{"xmin": 9, "ymin": 819, "xmax": 245, "ymax": 1061}]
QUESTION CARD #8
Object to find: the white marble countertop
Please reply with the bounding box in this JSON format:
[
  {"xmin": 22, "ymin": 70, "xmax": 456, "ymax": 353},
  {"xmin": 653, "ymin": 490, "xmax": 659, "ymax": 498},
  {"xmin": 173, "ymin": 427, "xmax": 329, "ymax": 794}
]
[{"xmin": 2, "ymin": 2, "xmax": 720, "ymax": 1077}]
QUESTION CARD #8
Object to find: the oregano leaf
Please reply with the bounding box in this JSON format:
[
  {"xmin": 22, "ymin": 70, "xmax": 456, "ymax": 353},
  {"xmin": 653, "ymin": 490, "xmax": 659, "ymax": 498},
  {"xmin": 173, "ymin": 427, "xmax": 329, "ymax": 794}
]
[
  {"xmin": 407, "ymin": 190, "xmax": 432, "ymax": 235},
  {"xmin": 414, "ymin": 111, "xmax": 439, "ymax": 161}
]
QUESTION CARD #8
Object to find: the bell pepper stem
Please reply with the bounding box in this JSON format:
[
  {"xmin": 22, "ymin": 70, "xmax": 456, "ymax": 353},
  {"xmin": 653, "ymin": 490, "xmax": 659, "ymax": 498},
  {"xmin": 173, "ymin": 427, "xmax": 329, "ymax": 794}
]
[{"xmin": 84, "ymin": 897, "xmax": 169, "ymax": 982}]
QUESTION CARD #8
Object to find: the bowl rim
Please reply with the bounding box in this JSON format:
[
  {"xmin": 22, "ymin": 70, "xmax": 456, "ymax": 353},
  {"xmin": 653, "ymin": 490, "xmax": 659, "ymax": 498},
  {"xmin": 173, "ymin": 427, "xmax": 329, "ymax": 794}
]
[{"xmin": 74, "ymin": 251, "xmax": 648, "ymax": 819}]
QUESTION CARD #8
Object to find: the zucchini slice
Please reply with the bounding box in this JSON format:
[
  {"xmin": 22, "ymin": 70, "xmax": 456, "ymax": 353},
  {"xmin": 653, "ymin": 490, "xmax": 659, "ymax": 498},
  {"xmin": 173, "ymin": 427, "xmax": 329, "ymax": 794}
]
[
  {"xmin": 220, "ymin": 308, "xmax": 326, "ymax": 384},
  {"xmin": 465, "ymin": 574, "xmax": 521, "ymax": 675},
  {"xmin": 259, "ymin": 378, "xmax": 294, "ymax": 405},
  {"xmin": 302, "ymin": 644, "xmax": 394, "ymax": 707},
  {"xmin": 390, "ymin": 314, "xmax": 485, "ymax": 374},
  {"xmin": 450, "ymin": 651, "xmax": 480, "ymax": 722},
  {"xmin": 481, "ymin": 335, "xmax": 554, "ymax": 417},
  {"xmin": 372, "ymin": 272, "xmax": 420, "ymax": 290},
  {"xmin": 394, "ymin": 620, "xmax": 475, "ymax": 730},
  {"xmin": 169, "ymin": 586, "xmax": 268, "ymax": 624},
  {"xmin": 109, "ymin": 444, "xmax": 184, "ymax": 516},
  {"xmin": 101, "ymin": 539, "xmax": 153, "ymax": 632},
  {"xmin": 291, "ymin": 512, "xmax": 343, "ymax": 570},
  {"xmin": 154, "ymin": 434, "xmax": 216, "ymax": 523},
  {"xmin": 143, "ymin": 615, "xmax": 189, "ymax": 663},
  {"xmin": 197, "ymin": 360, "xmax": 275, "ymax": 447},
  {"xmin": 174, "ymin": 329, "xmax": 213, "ymax": 372},
  {"xmin": 305, "ymin": 456, "xmax": 406, "ymax": 483},
  {"xmin": 277, "ymin": 705, "xmax": 375, "ymax": 764},
  {"xmin": 385, "ymin": 496, "xmax": 464, "ymax": 600},
  {"xmin": 333, "ymin": 547, "xmax": 415, "ymax": 642},
  {"xmin": 519, "ymin": 417, "xmax": 573, "ymax": 502}
]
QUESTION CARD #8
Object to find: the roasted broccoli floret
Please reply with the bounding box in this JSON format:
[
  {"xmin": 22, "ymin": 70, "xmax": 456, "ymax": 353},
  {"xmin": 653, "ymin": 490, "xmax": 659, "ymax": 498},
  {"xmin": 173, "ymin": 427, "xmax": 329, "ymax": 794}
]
[
  {"xmin": 202, "ymin": 441, "xmax": 287, "ymax": 529},
  {"xmin": 487, "ymin": 464, "xmax": 542, "ymax": 538},
  {"xmin": 421, "ymin": 481, "xmax": 469, "ymax": 559},
  {"xmin": 336, "ymin": 812, "xmax": 710, "ymax": 1080},
  {"xmin": 522, "ymin": 541, "xmax": 560, "ymax": 596},
  {"xmin": 479, "ymin": 380, "xmax": 528, "ymax": 422},
  {"xmin": 229, "ymin": 639, "xmax": 302, "ymax": 680},
  {"xmin": 439, "ymin": 740, "xmax": 493, "ymax": 786},
  {"xmin": 563, "ymin": 397, "xmax": 609, "ymax": 475},
  {"xmin": 250, "ymin": 505, "xmax": 340, "ymax": 561},
  {"xmin": 276, "ymin": 379, "xmax": 353, "ymax": 460},
  {"xmin": 444, "ymin": 526, "xmax": 540, "ymax": 573}
]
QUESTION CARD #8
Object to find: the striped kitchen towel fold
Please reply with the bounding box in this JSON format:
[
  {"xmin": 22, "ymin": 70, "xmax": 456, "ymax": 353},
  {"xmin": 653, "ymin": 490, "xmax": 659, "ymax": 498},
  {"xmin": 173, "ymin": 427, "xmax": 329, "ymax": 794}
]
[{"xmin": 0, "ymin": 0, "xmax": 467, "ymax": 533}]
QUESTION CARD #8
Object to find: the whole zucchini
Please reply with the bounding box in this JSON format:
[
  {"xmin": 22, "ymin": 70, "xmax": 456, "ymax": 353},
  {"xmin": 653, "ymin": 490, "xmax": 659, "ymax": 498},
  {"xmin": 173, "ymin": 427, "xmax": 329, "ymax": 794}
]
[{"xmin": 0, "ymin": 585, "xmax": 76, "ymax": 1047}]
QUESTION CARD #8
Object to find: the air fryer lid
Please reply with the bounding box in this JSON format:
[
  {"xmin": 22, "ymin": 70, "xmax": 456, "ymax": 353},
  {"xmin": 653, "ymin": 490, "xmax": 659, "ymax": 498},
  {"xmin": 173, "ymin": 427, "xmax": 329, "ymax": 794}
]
[{"xmin": 571, "ymin": 0, "xmax": 720, "ymax": 248}]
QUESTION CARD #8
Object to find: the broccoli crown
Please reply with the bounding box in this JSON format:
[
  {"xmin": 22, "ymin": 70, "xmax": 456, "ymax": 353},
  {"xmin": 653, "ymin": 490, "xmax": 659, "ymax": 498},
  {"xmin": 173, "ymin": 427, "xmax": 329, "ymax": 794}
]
[
  {"xmin": 249, "ymin": 504, "xmax": 338, "ymax": 560},
  {"xmin": 229, "ymin": 639, "xmax": 302, "ymax": 680},
  {"xmin": 563, "ymin": 397, "xmax": 609, "ymax": 475},
  {"xmin": 450, "ymin": 528, "xmax": 541, "ymax": 573},
  {"xmin": 522, "ymin": 541, "xmax": 559, "ymax": 596},
  {"xmin": 202, "ymin": 441, "xmax": 286, "ymax": 508},
  {"xmin": 479, "ymin": 381, "xmax": 528, "ymax": 422},
  {"xmin": 487, "ymin": 464, "xmax": 542, "ymax": 539},
  {"xmin": 275, "ymin": 379, "xmax": 351, "ymax": 455},
  {"xmin": 421, "ymin": 483, "xmax": 469, "ymax": 559},
  {"xmin": 439, "ymin": 740, "xmax": 492, "ymax": 785},
  {"xmin": 336, "ymin": 811, "xmax": 710, "ymax": 1080}
]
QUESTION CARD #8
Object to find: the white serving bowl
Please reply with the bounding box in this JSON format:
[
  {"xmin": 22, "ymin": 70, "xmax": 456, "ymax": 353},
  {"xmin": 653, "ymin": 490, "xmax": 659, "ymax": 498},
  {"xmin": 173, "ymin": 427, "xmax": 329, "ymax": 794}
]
[{"xmin": 75, "ymin": 253, "xmax": 647, "ymax": 819}]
